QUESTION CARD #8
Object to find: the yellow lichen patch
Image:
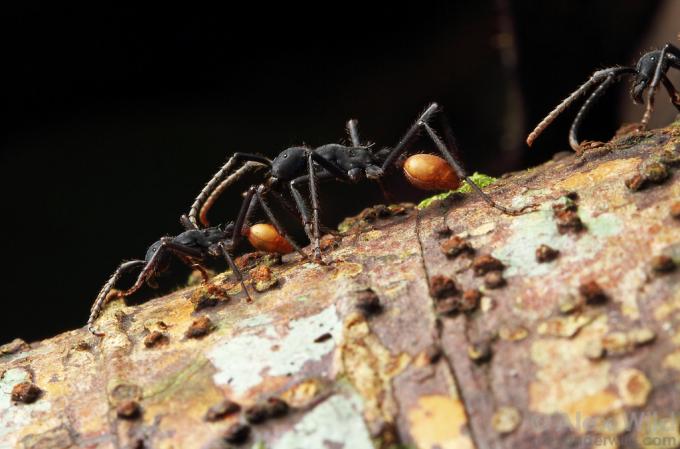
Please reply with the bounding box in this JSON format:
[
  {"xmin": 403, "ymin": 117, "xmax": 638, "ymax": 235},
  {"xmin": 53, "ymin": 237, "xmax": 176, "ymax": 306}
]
[
  {"xmin": 360, "ymin": 230, "xmax": 383, "ymax": 242},
  {"xmin": 537, "ymin": 313, "xmax": 595, "ymax": 338},
  {"xmin": 556, "ymin": 158, "xmax": 641, "ymax": 192},
  {"xmin": 336, "ymin": 312, "xmax": 411, "ymax": 425},
  {"xmin": 499, "ymin": 325, "xmax": 529, "ymax": 341},
  {"xmin": 530, "ymin": 315, "xmax": 628, "ymax": 433},
  {"xmin": 663, "ymin": 349, "xmax": 680, "ymax": 372},
  {"xmin": 280, "ymin": 378, "xmax": 327, "ymax": 409},
  {"xmin": 617, "ymin": 368, "xmax": 652, "ymax": 407},
  {"xmin": 492, "ymin": 406, "xmax": 522, "ymax": 434},
  {"xmin": 562, "ymin": 390, "xmax": 622, "ymax": 431},
  {"xmin": 636, "ymin": 414, "xmax": 680, "ymax": 449},
  {"xmin": 601, "ymin": 332, "xmax": 633, "ymax": 356},
  {"xmin": 332, "ymin": 262, "xmax": 364, "ymax": 279},
  {"xmin": 142, "ymin": 357, "xmax": 222, "ymax": 423},
  {"xmin": 408, "ymin": 395, "xmax": 474, "ymax": 449}
]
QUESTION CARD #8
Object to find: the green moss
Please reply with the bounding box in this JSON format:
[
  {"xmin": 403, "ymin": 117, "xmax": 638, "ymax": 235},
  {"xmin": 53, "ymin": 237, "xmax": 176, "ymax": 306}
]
[{"xmin": 416, "ymin": 172, "xmax": 497, "ymax": 209}]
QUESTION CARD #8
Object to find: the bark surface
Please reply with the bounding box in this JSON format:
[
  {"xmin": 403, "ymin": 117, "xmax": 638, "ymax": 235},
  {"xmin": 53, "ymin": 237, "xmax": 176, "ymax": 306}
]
[{"xmin": 2, "ymin": 123, "xmax": 680, "ymax": 449}]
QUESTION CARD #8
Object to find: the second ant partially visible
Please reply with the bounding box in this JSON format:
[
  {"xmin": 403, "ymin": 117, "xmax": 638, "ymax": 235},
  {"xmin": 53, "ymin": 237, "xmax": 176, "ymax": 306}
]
[{"xmin": 527, "ymin": 42, "xmax": 680, "ymax": 151}]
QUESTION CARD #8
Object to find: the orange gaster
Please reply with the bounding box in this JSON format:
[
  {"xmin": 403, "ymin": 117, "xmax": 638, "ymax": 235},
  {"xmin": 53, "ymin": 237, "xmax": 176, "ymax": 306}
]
[
  {"xmin": 244, "ymin": 223, "xmax": 294, "ymax": 254},
  {"xmin": 403, "ymin": 154, "xmax": 461, "ymax": 191}
]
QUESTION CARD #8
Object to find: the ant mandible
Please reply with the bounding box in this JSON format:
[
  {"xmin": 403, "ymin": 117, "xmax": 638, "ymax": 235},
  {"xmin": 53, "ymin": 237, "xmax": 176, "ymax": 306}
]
[
  {"xmin": 183, "ymin": 103, "xmax": 532, "ymax": 263},
  {"xmin": 527, "ymin": 42, "xmax": 680, "ymax": 151}
]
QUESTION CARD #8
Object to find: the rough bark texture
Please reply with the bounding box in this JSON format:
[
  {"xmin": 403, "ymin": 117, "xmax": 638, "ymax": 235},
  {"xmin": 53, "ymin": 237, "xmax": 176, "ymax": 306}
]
[{"xmin": 2, "ymin": 122, "xmax": 680, "ymax": 449}]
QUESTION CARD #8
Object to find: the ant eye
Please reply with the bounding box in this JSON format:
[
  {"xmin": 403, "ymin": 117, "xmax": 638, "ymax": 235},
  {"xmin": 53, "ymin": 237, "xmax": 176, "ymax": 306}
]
[{"xmin": 283, "ymin": 153, "xmax": 288, "ymax": 158}]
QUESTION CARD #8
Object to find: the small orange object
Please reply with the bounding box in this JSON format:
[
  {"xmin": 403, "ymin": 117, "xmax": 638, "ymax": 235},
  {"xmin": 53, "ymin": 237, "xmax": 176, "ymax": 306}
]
[
  {"xmin": 403, "ymin": 154, "xmax": 460, "ymax": 191},
  {"xmin": 244, "ymin": 223, "xmax": 294, "ymax": 254}
]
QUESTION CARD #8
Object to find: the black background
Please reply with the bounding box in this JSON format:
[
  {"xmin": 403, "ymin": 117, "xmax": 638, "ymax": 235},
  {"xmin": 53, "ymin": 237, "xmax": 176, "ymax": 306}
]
[{"xmin": 0, "ymin": 1, "xmax": 671, "ymax": 342}]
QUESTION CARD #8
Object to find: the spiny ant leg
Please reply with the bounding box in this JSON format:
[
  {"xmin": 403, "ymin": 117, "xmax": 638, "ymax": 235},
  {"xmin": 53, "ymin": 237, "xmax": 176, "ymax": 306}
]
[
  {"xmin": 188, "ymin": 153, "xmax": 271, "ymax": 228},
  {"xmin": 290, "ymin": 178, "xmax": 314, "ymax": 241},
  {"xmin": 267, "ymin": 183, "xmax": 337, "ymax": 235},
  {"xmin": 228, "ymin": 187, "xmax": 258, "ymax": 254},
  {"xmin": 290, "ymin": 154, "xmax": 351, "ymax": 250},
  {"xmin": 661, "ymin": 76, "xmax": 680, "ymax": 112},
  {"xmin": 88, "ymin": 260, "xmax": 146, "ymax": 335},
  {"xmin": 306, "ymin": 153, "xmax": 322, "ymax": 261},
  {"xmin": 641, "ymin": 48, "xmax": 668, "ymax": 129},
  {"xmin": 217, "ymin": 241, "xmax": 252, "ymax": 302},
  {"xmin": 199, "ymin": 160, "xmax": 268, "ymax": 227},
  {"xmin": 420, "ymin": 121, "xmax": 532, "ymax": 215},
  {"xmin": 526, "ymin": 67, "xmax": 635, "ymax": 146},
  {"xmin": 255, "ymin": 185, "xmax": 309, "ymax": 260},
  {"xmin": 569, "ymin": 73, "xmax": 620, "ymax": 151}
]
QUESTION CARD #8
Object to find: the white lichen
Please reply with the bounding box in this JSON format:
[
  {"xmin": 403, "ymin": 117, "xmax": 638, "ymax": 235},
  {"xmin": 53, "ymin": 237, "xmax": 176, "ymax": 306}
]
[
  {"xmin": 208, "ymin": 305, "xmax": 341, "ymax": 395},
  {"xmin": 271, "ymin": 393, "xmax": 373, "ymax": 449}
]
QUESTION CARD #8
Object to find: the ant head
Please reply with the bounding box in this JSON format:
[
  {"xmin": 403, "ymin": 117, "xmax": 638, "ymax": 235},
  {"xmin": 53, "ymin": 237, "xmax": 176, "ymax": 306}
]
[{"xmin": 631, "ymin": 50, "xmax": 664, "ymax": 104}]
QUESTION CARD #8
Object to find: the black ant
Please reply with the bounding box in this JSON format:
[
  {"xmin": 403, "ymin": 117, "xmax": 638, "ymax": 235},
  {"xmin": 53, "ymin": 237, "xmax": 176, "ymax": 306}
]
[
  {"xmin": 184, "ymin": 103, "xmax": 533, "ymax": 263},
  {"xmin": 86, "ymin": 218, "xmax": 248, "ymax": 336},
  {"xmin": 527, "ymin": 42, "xmax": 680, "ymax": 151}
]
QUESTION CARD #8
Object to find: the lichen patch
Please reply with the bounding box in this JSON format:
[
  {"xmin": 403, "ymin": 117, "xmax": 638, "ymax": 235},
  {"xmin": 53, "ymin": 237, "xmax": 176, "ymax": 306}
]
[
  {"xmin": 336, "ymin": 312, "xmax": 411, "ymax": 425},
  {"xmin": 408, "ymin": 395, "xmax": 473, "ymax": 449},
  {"xmin": 208, "ymin": 305, "xmax": 341, "ymax": 396},
  {"xmin": 272, "ymin": 393, "xmax": 373, "ymax": 449},
  {"xmin": 0, "ymin": 368, "xmax": 52, "ymax": 447},
  {"xmin": 555, "ymin": 158, "xmax": 641, "ymax": 191}
]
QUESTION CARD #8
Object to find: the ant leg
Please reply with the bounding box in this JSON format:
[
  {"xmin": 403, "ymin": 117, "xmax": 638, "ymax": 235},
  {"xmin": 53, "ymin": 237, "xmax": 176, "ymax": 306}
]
[
  {"xmin": 88, "ymin": 260, "xmax": 145, "ymax": 335},
  {"xmin": 199, "ymin": 161, "xmax": 268, "ymax": 227},
  {"xmin": 641, "ymin": 44, "xmax": 680, "ymax": 128},
  {"xmin": 188, "ymin": 153, "xmax": 271, "ymax": 228},
  {"xmin": 526, "ymin": 67, "xmax": 635, "ymax": 146},
  {"xmin": 266, "ymin": 189, "xmax": 336, "ymax": 235},
  {"xmin": 290, "ymin": 153, "xmax": 352, "ymax": 258},
  {"xmin": 181, "ymin": 256, "xmax": 211, "ymax": 283},
  {"xmin": 661, "ymin": 76, "xmax": 680, "ymax": 112},
  {"xmin": 347, "ymin": 117, "xmax": 394, "ymax": 203},
  {"xmin": 420, "ymin": 121, "xmax": 529, "ymax": 215},
  {"xmin": 217, "ymin": 241, "xmax": 252, "ymax": 302},
  {"xmin": 229, "ymin": 186, "xmax": 258, "ymax": 254},
  {"xmin": 304, "ymin": 152, "xmax": 357, "ymax": 260},
  {"xmin": 641, "ymin": 45, "xmax": 670, "ymax": 129},
  {"xmin": 569, "ymin": 73, "xmax": 620, "ymax": 151},
  {"xmin": 255, "ymin": 185, "xmax": 309, "ymax": 260},
  {"xmin": 305, "ymin": 153, "xmax": 323, "ymax": 261},
  {"xmin": 381, "ymin": 103, "xmax": 439, "ymax": 170}
]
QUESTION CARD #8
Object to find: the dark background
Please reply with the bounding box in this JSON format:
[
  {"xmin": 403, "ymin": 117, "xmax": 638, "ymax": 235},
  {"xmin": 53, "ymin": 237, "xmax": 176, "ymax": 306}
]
[{"xmin": 1, "ymin": 1, "xmax": 676, "ymax": 343}]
